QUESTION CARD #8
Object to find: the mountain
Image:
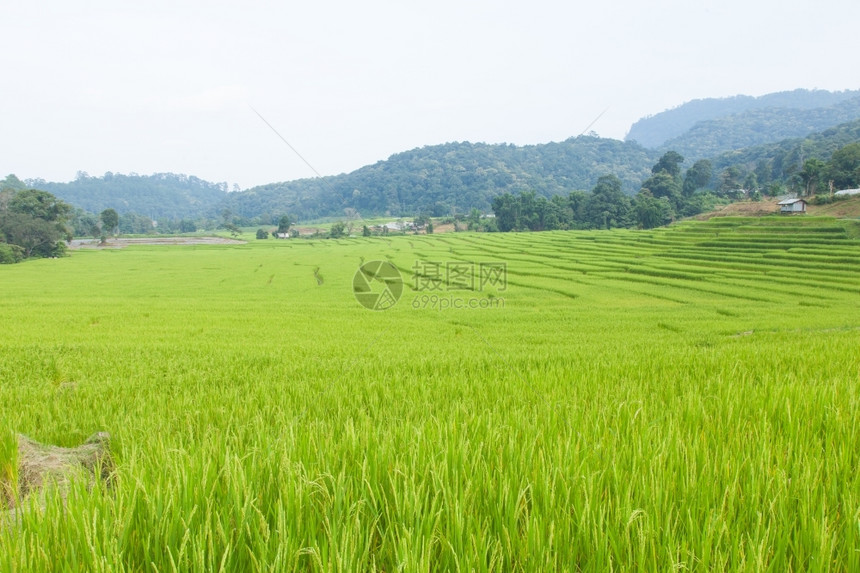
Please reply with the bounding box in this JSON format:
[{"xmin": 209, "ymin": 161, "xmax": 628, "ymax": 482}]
[
  {"xmin": 627, "ymin": 89, "xmax": 860, "ymax": 149},
  {"xmin": 710, "ymin": 118, "xmax": 860, "ymax": 184},
  {"xmin": 17, "ymin": 88, "xmax": 860, "ymax": 223},
  {"xmin": 28, "ymin": 172, "xmax": 228, "ymax": 219},
  {"xmin": 222, "ymin": 137, "xmax": 658, "ymax": 220},
  {"xmin": 658, "ymin": 97, "xmax": 860, "ymax": 160},
  {"xmin": 16, "ymin": 137, "xmax": 656, "ymax": 222}
]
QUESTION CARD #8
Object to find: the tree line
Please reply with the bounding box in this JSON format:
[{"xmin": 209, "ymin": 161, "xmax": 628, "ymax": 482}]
[
  {"xmin": 1, "ymin": 177, "xmax": 72, "ymax": 263},
  {"xmin": 710, "ymin": 120, "xmax": 860, "ymax": 197},
  {"xmin": 222, "ymin": 137, "xmax": 656, "ymax": 220},
  {"xmin": 489, "ymin": 151, "xmax": 725, "ymax": 231},
  {"xmin": 0, "ymin": 176, "xmax": 140, "ymax": 263}
]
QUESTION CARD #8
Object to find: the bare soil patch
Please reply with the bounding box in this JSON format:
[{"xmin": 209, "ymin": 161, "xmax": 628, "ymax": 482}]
[
  {"xmin": 693, "ymin": 200, "xmax": 781, "ymax": 220},
  {"xmin": 695, "ymin": 196, "xmax": 860, "ymax": 220}
]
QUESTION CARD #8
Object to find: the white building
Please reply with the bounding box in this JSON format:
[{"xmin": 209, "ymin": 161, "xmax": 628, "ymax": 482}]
[{"xmin": 777, "ymin": 198, "xmax": 807, "ymax": 213}]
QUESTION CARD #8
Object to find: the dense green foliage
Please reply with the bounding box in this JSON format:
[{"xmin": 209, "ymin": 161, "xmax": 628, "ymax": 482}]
[
  {"xmin": 99, "ymin": 208, "xmax": 119, "ymax": 238},
  {"xmin": 491, "ymin": 154, "xmax": 725, "ymax": 231},
  {"xmin": 0, "ymin": 183, "xmax": 71, "ymax": 262},
  {"xmin": 1, "ymin": 220, "xmax": 858, "ymax": 570},
  {"xmin": 15, "ymin": 138, "xmax": 656, "ymax": 224},
  {"xmin": 0, "ymin": 243, "xmax": 24, "ymax": 264},
  {"xmin": 627, "ymin": 88, "xmax": 860, "ymax": 149},
  {"xmin": 224, "ymin": 137, "xmax": 657, "ymax": 220},
  {"xmin": 11, "ymin": 89, "xmax": 860, "ymax": 228},
  {"xmin": 491, "ymin": 176, "xmax": 634, "ymax": 231},
  {"xmin": 711, "ymin": 119, "xmax": 860, "ymax": 194},
  {"xmin": 30, "ymin": 172, "xmax": 230, "ymax": 219},
  {"xmin": 659, "ymin": 97, "xmax": 860, "ymax": 160}
]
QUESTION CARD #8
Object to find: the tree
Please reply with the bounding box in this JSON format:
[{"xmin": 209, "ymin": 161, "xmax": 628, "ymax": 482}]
[
  {"xmin": 100, "ymin": 208, "xmax": 119, "ymax": 236},
  {"xmin": 491, "ymin": 193, "xmax": 520, "ymax": 232},
  {"xmin": 0, "ymin": 243, "xmax": 24, "ymax": 264},
  {"xmin": 1, "ymin": 174, "xmax": 27, "ymax": 192},
  {"xmin": 466, "ymin": 208, "xmax": 482, "ymax": 231},
  {"xmin": 651, "ymin": 151, "xmax": 684, "ymax": 178},
  {"xmin": 277, "ymin": 215, "xmax": 291, "ymax": 234},
  {"xmin": 255, "ymin": 228, "xmax": 269, "ymax": 239},
  {"xmin": 719, "ymin": 166, "xmax": 745, "ymax": 195},
  {"xmin": 329, "ymin": 221, "xmax": 346, "ymax": 238},
  {"xmin": 0, "ymin": 212, "xmax": 65, "ymax": 258},
  {"xmin": 640, "ymin": 171, "xmax": 682, "ymax": 207},
  {"xmin": 223, "ymin": 223, "xmax": 242, "ymax": 238},
  {"xmin": 582, "ymin": 175, "xmax": 632, "ymax": 229},
  {"xmin": 413, "ymin": 214, "xmax": 430, "ymax": 230},
  {"xmin": 119, "ymin": 213, "xmax": 156, "ymax": 234},
  {"xmin": 634, "ymin": 190, "xmax": 674, "ymax": 229},
  {"xmin": 799, "ymin": 159, "xmax": 827, "ymax": 196},
  {"xmin": 0, "ymin": 189, "xmax": 11, "ymax": 213},
  {"xmin": 72, "ymin": 212, "xmax": 100, "ymax": 238},
  {"xmin": 517, "ymin": 191, "xmax": 539, "ymax": 230},
  {"xmin": 754, "ymin": 160, "xmax": 772, "ymax": 188},
  {"xmin": 343, "ymin": 208, "xmax": 360, "ymax": 235},
  {"xmin": 0, "ymin": 188, "xmax": 72, "ymax": 260},
  {"xmin": 743, "ymin": 172, "xmax": 759, "ymax": 194},
  {"xmin": 828, "ymin": 142, "xmax": 860, "ymax": 190},
  {"xmin": 489, "ymin": 191, "xmax": 564, "ymax": 232},
  {"xmin": 682, "ymin": 160, "xmax": 712, "ymax": 196},
  {"xmin": 766, "ymin": 182, "xmax": 786, "ymax": 197},
  {"xmin": 568, "ymin": 191, "xmax": 588, "ymax": 227},
  {"xmin": 11, "ymin": 189, "xmax": 72, "ymax": 224}
]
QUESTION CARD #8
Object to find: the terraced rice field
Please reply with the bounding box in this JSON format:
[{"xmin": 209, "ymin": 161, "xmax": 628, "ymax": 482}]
[{"xmin": 1, "ymin": 217, "xmax": 859, "ymax": 571}]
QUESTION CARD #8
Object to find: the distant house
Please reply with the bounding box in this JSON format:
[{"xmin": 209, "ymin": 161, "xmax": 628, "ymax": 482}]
[
  {"xmin": 778, "ymin": 198, "xmax": 807, "ymax": 213},
  {"xmin": 834, "ymin": 188, "xmax": 860, "ymax": 197},
  {"xmin": 382, "ymin": 221, "xmax": 416, "ymax": 232},
  {"xmin": 276, "ymin": 232, "xmax": 291, "ymax": 239}
]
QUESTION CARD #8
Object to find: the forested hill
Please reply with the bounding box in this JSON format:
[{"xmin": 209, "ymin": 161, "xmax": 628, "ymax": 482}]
[
  {"xmin": 16, "ymin": 88, "xmax": 860, "ymax": 223},
  {"xmin": 29, "ymin": 172, "xmax": 229, "ymax": 219},
  {"xmin": 710, "ymin": 118, "xmax": 860, "ymax": 185},
  {"xmin": 627, "ymin": 89, "xmax": 860, "ymax": 149},
  {"xmin": 223, "ymin": 137, "xmax": 658, "ymax": 220},
  {"xmin": 657, "ymin": 96, "xmax": 860, "ymax": 160}
]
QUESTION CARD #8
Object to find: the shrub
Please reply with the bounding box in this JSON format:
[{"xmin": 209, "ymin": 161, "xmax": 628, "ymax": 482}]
[{"xmin": 0, "ymin": 243, "xmax": 24, "ymax": 264}]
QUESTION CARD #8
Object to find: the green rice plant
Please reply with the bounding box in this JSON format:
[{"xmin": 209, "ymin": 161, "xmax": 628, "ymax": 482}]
[
  {"xmin": 1, "ymin": 219, "xmax": 858, "ymax": 570},
  {"xmin": 0, "ymin": 430, "xmax": 16, "ymax": 510}
]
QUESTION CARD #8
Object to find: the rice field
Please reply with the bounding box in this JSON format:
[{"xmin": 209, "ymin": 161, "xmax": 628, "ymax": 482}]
[{"xmin": 1, "ymin": 217, "xmax": 859, "ymax": 571}]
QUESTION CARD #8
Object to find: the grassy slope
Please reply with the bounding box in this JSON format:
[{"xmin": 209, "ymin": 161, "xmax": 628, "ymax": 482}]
[
  {"xmin": 1, "ymin": 220, "xmax": 859, "ymax": 571},
  {"xmin": 810, "ymin": 196, "xmax": 860, "ymax": 218},
  {"xmin": 697, "ymin": 195, "xmax": 860, "ymax": 220}
]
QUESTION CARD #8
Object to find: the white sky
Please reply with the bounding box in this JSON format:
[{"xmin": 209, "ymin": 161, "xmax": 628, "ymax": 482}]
[{"xmin": 2, "ymin": 0, "xmax": 858, "ymax": 189}]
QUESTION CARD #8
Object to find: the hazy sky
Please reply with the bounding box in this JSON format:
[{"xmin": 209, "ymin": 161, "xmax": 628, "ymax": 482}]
[{"xmin": 3, "ymin": 0, "xmax": 858, "ymax": 189}]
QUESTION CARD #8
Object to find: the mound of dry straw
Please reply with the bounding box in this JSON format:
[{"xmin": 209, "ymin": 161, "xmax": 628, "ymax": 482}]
[{"xmin": 2, "ymin": 432, "xmax": 113, "ymax": 527}]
